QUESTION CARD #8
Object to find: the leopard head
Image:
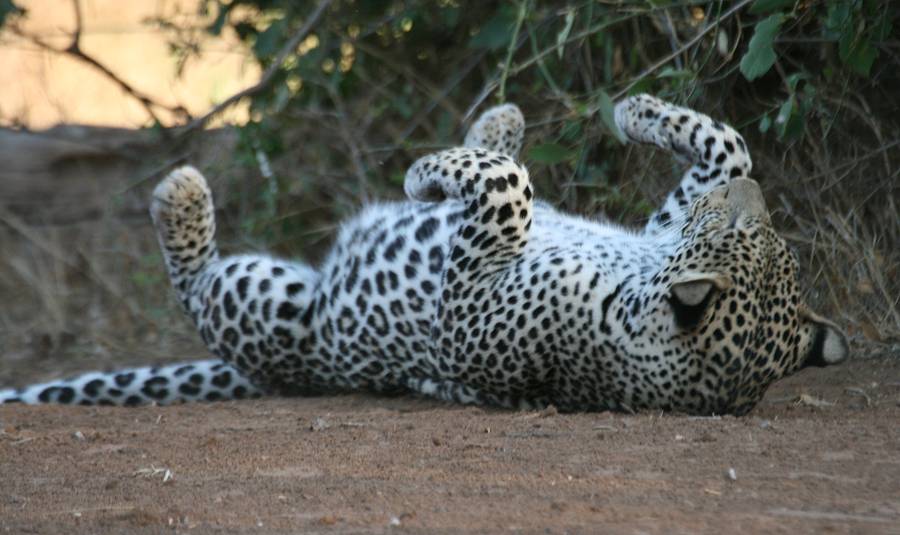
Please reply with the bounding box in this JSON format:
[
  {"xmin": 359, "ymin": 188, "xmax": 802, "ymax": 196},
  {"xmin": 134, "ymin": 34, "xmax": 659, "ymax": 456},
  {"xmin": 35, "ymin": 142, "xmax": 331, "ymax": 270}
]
[{"xmin": 660, "ymin": 178, "xmax": 848, "ymax": 415}]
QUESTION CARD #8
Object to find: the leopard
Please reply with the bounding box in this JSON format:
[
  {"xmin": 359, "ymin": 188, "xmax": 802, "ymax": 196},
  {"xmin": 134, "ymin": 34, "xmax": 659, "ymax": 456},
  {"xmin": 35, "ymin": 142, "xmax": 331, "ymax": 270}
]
[{"xmin": 0, "ymin": 95, "xmax": 848, "ymax": 415}]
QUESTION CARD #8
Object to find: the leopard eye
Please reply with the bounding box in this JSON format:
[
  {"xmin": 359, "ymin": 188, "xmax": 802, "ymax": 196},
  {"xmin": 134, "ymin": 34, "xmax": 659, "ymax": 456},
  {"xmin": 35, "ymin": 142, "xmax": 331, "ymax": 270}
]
[{"xmin": 669, "ymin": 280, "xmax": 718, "ymax": 329}]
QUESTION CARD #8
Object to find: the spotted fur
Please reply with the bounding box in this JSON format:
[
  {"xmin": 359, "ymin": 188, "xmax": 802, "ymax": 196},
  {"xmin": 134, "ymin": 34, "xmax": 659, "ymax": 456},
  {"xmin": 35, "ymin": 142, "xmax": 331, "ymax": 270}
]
[{"xmin": 0, "ymin": 95, "xmax": 848, "ymax": 415}]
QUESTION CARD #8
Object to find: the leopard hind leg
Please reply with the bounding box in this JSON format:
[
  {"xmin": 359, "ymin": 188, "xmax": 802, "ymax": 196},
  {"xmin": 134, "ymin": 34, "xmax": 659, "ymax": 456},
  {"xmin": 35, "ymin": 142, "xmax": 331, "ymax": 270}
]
[
  {"xmin": 151, "ymin": 167, "xmax": 325, "ymax": 396},
  {"xmin": 150, "ymin": 165, "xmax": 221, "ymax": 315}
]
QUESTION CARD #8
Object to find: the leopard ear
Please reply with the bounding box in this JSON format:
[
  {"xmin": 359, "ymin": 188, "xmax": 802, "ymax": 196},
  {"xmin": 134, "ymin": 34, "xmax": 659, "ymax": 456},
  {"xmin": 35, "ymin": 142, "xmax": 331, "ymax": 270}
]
[
  {"xmin": 670, "ymin": 273, "xmax": 729, "ymax": 328},
  {"xmin": 723, "ymin": 178, "xmax": 770, "ymax": 226},
  {"xmin": 671, "ymin": 273, "xmax": 729, "ymax": 305},
  {"xmin": 672, "ymin": 280, "xmax": 713, "ymax": 306},
  {"xmin": 800, "ymin": 306, "xmax": 849, "ymax": 368}
]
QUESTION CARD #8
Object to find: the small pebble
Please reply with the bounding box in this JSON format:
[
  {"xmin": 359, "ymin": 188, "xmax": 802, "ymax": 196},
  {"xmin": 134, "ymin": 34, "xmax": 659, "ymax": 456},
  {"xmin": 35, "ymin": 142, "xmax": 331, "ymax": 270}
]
[
  {"xmin": 726, "ymin": 467, "xmax": 737, "ymax": 481},
  {"xmin": 310, "ymin": 417, "xmax": 330, "ymax": 431}
]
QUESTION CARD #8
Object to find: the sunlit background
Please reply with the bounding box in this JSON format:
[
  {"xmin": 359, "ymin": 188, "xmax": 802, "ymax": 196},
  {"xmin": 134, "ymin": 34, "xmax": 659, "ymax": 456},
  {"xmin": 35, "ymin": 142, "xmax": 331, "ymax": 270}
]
[{"xmin": 0, "ymin": 0, "xmax": 259, "ymax": 128}]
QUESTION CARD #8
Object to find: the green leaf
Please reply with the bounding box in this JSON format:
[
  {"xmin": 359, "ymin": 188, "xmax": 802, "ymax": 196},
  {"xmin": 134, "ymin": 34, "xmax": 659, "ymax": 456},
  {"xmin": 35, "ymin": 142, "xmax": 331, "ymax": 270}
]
[
  {"xmin": 207, "ymin": 1, "xmax": 229, "ymax": 36},
  {"xmin": 556, "ymin": 9, "xmax": 575, "ymax": 60},
  {"xmin": 774, "ymin": 96, "xmax": 795, "ymax": 140},
  {"xmin": 440, "ymin": 5, "xmax": 460, "ymax": 28},
  {"xmin": 253, "ymin": 18, "xmax": 285, "ymax": 58},
  {"xmin": 529, "ymin": 143, "xmax": 574, "ymax": 164},
  {"xmin": 391, "ymin": 95, "xmax": 413, "ymax": 119},
  {"xmin": 872, "ymin": 17, "xmax": 893, "ymax": 41},
  {"xmin": 844, "ymin": 40, "xmax": 876, "ymax": 76},
  {"xmin": 740, "ymin": 14, "xmax": 785, "ymax": 81},
  {"xmin": 656, "ymin": 67, "xmax": 694, "ymax": 79},
  {"xmin": 824, "ymin": 2, "xmax": 851, "ymax": 38},
  {"xmin": 774, "ymin": 92, "xmax": 810, "ymax": 142},
  {"xmin": 785, "ymin": 71, "xmax": 807, "ymax": 91},
  {"xmin": 436, "ymin": 111, "xmax": 454, "ymax": 143},
  {"xmin": 839, "ymin": 24, "xmax": 877, "ymax": 76},
  {"xmin": 627, "ymin": 77, "xmax": 655, "ymax": 95},
  {"xmin": 560, "ymin": 120, "xmax": 582, "ymax": 143},
  {"xmin": 469, "ymin": 5, "xmax": 517, "ymax": 50},
  {"xmin": 594, "ymin": 90, "xmax": 626, "ymax": 144},
  {"xmin": 749, "ymin": 0, "xmax": 794, "ymax": 15},
  {"xmin": 758, "ymin": 114, "xmax": 772, "ymax": 133},
  {"xmin": 0, "ymin": 0, "xmax": 24, "ymax": 26}
]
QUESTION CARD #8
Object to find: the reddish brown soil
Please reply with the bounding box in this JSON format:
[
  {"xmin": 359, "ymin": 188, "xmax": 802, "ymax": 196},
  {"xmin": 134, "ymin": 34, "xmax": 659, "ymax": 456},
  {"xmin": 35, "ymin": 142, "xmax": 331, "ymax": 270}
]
[{"xmin": 1, "ymin": 355, "xmax": 898, "ymax": 534}]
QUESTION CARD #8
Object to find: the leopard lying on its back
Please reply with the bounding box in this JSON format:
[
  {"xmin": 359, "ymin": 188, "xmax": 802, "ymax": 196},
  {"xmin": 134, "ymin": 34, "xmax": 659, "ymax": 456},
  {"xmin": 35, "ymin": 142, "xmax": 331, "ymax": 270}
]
[{"xmin": 0, "ymin": 95, "xmax": 848, "ymax": 415}]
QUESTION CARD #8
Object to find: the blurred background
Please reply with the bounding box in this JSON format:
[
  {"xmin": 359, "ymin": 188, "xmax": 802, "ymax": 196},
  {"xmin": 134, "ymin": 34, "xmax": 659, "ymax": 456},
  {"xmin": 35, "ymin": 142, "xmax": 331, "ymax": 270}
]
[{"xmin": 0, "ymin": 0, "xmax": 897, "ymax": 386}]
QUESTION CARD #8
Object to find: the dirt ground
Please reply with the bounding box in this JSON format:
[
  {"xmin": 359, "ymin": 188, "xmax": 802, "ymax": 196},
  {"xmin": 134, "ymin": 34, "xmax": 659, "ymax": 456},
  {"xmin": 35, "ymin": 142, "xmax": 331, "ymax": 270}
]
[{"xmin": 0, "ymin": 354, "xmax": 896, "ymax": 534}]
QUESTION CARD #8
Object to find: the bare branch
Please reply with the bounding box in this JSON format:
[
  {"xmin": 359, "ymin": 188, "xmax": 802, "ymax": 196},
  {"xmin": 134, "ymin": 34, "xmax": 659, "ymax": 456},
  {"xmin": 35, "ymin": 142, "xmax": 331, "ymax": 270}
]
[
  {"xmin": 69, "ymin": 0, "xmax": 82, "ymax": 49},
  {"xmin": 612, "ymin": 0, "xmax": 754, "ymax": 100},
  {"xmin": 10, "ymin": 0, "xmax": 188, "ymax": 128},
  {"xmin": 327, "ymin": 84, "xmax": 371, "ymax": 203},
  {"xmin": 177, "ymin": 0, "xmax": 334, "ymax": 136}
]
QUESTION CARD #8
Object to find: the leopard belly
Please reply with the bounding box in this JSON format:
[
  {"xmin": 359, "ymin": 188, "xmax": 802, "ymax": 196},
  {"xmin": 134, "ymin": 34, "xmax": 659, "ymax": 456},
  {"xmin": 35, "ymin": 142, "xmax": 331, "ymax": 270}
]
[{"xmin": 207, "ymin": 199, "xmax": 664, "ymax": 410}]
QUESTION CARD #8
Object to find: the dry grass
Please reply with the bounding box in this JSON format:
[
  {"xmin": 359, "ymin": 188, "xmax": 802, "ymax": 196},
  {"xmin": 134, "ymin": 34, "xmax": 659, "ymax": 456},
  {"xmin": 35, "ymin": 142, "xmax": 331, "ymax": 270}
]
[
  {"xmin": 0, "ymin": 210, "xmax": 202, "ymax": 386},
  {"xmin": 0, "ymin": 132, "xmax": 229, "ymax": 387},
  {"xmin": 755, "ymin": 103, "xmax": 900, "ymax": 348}
]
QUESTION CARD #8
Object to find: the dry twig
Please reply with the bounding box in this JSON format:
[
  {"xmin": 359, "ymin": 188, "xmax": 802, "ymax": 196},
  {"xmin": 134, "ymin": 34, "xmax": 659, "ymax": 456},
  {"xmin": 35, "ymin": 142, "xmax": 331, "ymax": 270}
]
[{"xmin": 612, "ymin": 0, "xmax": 754, "ymax": 99}]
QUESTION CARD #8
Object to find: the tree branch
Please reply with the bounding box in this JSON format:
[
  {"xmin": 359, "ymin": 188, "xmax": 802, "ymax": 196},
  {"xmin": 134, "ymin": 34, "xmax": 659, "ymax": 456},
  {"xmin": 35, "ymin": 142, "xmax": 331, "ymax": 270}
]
[
  {"xmin": 10, "ymin": 0, "xmax": 188, "ymax": 128},
  {"xmin": 11, "ymin": 0, "xmax": 333, "ymax": 134},
  {"xmin": 611, "ymin": 0, "xmax": 754, "ymax": 100},
  {"xmin": 177, "ymin": 0, "xmax": 334, "ymax": 136}
]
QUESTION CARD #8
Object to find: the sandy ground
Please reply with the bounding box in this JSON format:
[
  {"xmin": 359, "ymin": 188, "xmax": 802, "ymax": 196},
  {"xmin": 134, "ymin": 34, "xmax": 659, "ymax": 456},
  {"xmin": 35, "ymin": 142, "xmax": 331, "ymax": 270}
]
[{"xmin": 1, "ymin": 354, "xmax": 898, "ymax": 534}]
